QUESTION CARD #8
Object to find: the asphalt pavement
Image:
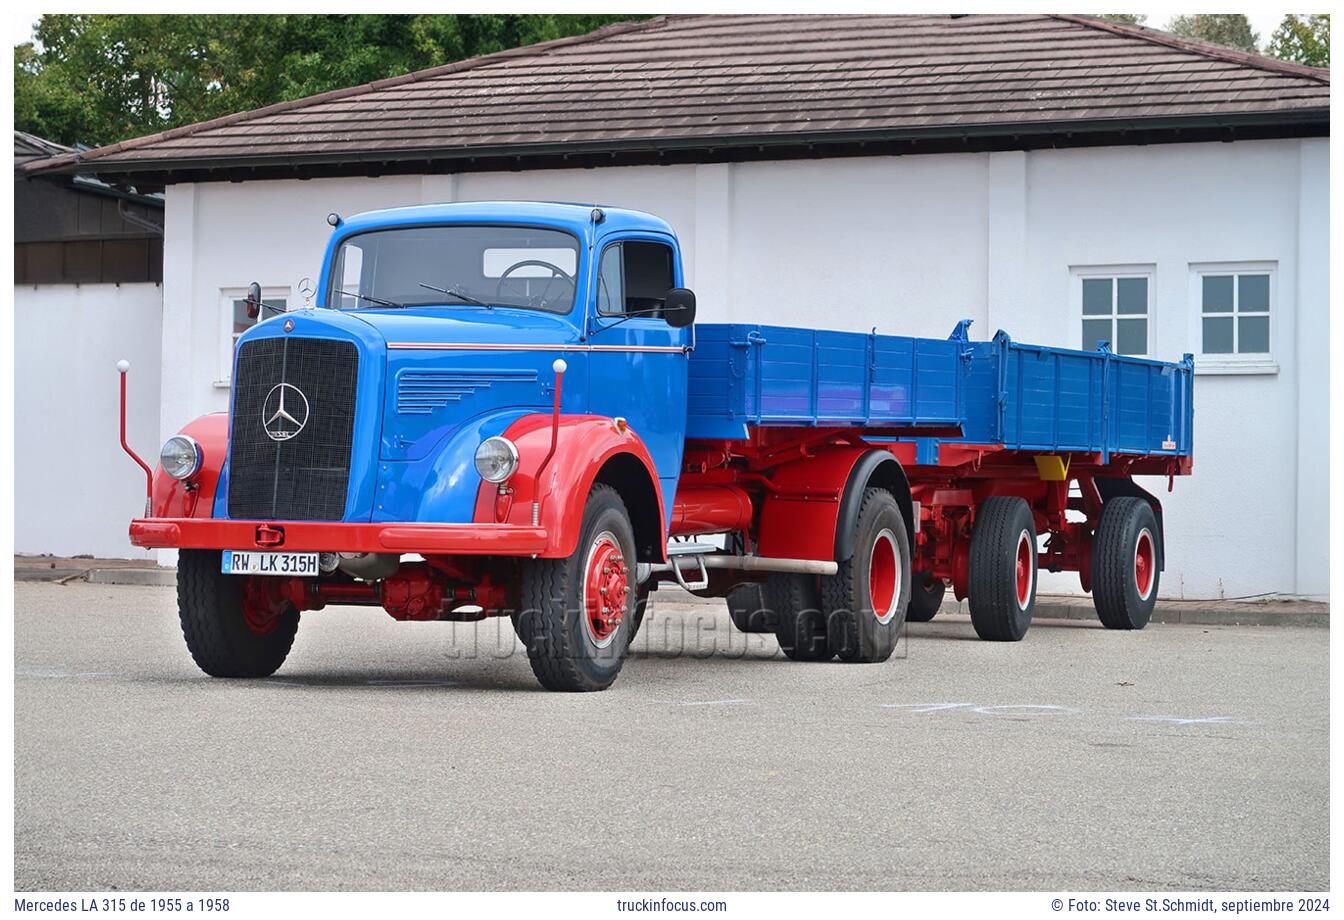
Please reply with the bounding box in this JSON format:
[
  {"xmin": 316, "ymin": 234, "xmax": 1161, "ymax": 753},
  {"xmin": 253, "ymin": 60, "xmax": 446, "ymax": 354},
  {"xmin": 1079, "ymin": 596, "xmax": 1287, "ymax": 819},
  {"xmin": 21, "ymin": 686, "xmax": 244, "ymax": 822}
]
[{"xmin": 14, "ymin": 581, "xmax": 1329, "ymax": 891}]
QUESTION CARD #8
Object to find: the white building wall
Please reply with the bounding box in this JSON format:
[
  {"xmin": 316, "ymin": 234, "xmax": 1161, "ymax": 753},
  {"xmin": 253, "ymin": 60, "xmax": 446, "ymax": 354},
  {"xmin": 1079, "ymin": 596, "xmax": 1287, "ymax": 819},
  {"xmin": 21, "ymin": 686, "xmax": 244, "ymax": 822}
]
[
  {"xmin": 159, "ymin": 136, "xmax": 1328, "ymax": 598},
  {"xmin": 15, "ymin": 282, "xmax": 163, "ymax": 559}
]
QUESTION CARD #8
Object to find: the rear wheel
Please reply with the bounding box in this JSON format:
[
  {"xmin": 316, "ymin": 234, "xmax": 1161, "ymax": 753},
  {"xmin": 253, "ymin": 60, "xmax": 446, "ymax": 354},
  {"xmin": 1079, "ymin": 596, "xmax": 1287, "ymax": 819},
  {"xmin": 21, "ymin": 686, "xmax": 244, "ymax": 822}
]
[
  {"xmin": 517, "ymin": 484, "xmax": 636, "ymax": 692},
  {"xmin": 770, "ymin": 574, "xmax": 831, "ymax": 661},
  {"xmin": 968, "ymin": 496, "xmax": 1037, "ymax": 642},
  {"xmin": 177, "ymin": 549, "xmax": 299, "ymax": 678},
  {"xmin": 726, "ymin": 583, "xmax": 776, "ymax": 633},
  {"xmin": 821, "ymin": 488, "xmax": 910, "ymax": 662},
  {"xmin": 1092, "ymin": 497, "xmax": 1160, "ymax": 630},
  {"xmin": 906, "ymin": 572, "xmax": 946, "ymax": 623}
]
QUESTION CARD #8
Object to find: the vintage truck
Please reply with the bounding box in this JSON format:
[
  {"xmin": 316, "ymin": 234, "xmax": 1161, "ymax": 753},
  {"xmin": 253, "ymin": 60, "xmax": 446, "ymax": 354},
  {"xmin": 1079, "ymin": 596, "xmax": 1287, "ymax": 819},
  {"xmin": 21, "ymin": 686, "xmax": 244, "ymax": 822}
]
[{"xmin": 120, "ymin": 201, "xmax": 1194, "ymax": 692}]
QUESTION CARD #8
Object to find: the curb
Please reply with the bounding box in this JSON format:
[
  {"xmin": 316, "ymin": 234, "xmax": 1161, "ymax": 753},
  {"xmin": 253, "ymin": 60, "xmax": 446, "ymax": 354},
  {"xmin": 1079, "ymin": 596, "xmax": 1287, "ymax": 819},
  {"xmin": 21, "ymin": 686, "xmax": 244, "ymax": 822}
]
[{"xmin": 86, "ymin": 568, "xmax": 177, "ymax": 587}]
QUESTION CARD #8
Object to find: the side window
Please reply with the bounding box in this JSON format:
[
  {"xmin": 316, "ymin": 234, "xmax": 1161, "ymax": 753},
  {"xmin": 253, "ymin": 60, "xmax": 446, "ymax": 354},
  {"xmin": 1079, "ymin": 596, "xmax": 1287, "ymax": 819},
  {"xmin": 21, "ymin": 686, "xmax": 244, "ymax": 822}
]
[
  {"xmin": 597, "ymin": 240, "xmax": 675, "ymax": 316},
  {"xmin": 1199, "ymin": 270, "xmax": 1271, "ymax": 356},
  {"xmin": 597, "ymin": 244, "xmax": 624, "ymax": 315},
  {"xmin": 219, "ymin": 287, "xmax": 288, "ymax": 383},
  {"xmin": 1077, "ymin": 271, "xmax": 1150, "ymax": 356}
]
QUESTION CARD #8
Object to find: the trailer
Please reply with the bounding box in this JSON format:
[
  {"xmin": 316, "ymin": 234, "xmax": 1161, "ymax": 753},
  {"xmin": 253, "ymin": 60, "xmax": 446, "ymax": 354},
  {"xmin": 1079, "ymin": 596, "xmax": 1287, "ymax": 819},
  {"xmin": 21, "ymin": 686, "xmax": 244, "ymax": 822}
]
[{"xmin": 120, "ymin": 201, "xmax": 1193, "ymax": 692}]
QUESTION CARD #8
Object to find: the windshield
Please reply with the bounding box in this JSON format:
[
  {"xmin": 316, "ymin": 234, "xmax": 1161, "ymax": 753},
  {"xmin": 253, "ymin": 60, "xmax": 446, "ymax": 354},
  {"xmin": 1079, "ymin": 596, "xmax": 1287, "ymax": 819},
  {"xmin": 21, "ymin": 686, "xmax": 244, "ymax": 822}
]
[{"xmin": 329, "ymin": 225, "xmax": 581, "ymax": 312}]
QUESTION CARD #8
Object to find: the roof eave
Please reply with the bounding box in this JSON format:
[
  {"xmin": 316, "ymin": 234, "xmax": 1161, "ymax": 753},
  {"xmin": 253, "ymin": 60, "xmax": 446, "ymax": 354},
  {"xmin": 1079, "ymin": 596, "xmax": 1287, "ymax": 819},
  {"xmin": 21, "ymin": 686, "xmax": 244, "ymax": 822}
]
[{"xmin": 27, "ymin": 108, "xmax": 1330, "ymax": 185}]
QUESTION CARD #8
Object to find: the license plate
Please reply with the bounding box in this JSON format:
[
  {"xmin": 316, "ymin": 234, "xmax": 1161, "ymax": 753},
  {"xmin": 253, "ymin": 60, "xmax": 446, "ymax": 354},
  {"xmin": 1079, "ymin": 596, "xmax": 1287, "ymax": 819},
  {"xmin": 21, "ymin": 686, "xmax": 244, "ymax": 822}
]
[{"xmin": 221, "ymin": 550, "xmax": 319, "ymax": 577}]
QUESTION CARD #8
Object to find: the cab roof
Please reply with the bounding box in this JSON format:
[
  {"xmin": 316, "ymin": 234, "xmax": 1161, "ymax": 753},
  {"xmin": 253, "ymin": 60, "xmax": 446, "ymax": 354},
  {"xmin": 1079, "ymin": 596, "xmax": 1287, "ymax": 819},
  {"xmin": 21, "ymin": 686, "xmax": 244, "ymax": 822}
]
[{"xmin": 337, "ymin": 200, "xmax": 675, "ymax": 240}]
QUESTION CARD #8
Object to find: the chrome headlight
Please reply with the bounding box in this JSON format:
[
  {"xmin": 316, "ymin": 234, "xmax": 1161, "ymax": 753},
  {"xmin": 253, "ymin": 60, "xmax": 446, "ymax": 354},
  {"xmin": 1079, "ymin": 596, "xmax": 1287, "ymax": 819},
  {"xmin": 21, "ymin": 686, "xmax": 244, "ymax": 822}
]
[
  {"xmin": 160, "ymin": 435, "xmax": 202, "ymax": 481},
  {"xmin": 474, "ymin": 437, "xmax": 519, "ymax": 483}
]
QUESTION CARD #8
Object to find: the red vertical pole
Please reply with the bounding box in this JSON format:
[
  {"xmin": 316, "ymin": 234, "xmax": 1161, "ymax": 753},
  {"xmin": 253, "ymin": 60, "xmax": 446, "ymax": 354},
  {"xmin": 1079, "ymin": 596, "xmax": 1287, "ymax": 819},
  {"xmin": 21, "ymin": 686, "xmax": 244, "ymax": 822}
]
[
  {"xmin": 118, "ymin": 361, "xmax": 154, "ymax": 517},
  {"xmin": 532, "ymin": 358, "xmax": 567, "ymax": 526}
]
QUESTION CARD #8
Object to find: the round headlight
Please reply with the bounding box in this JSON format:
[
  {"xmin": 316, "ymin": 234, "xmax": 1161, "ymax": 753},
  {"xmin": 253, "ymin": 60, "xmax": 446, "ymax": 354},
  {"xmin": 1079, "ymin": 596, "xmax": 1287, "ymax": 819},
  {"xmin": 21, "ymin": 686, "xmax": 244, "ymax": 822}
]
[
  {"xmin": 160, "ymin": 435, "xmax": 202, "ymax": 481},
  {"xmin": 474, "ymin": 437, "xmax": 519, "ymax": 483}
]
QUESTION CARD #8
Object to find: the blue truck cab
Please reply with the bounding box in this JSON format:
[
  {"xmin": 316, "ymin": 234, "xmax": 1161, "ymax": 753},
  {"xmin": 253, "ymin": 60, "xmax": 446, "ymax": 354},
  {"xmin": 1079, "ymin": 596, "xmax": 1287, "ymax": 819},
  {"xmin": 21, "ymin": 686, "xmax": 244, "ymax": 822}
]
[{"xmin": 128, "ymin": 201, "xmax": 1193, "ymax": 692}]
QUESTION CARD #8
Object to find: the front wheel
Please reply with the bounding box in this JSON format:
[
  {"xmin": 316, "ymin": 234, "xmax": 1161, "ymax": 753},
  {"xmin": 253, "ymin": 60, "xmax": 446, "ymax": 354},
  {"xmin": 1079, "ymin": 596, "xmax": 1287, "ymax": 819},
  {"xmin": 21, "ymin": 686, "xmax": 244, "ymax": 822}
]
[
  {"xmin": 517, "ymin": 484, "xmax": 637, "ymax": 691},
  {"xmin": 177, "ymin": 549, "xmax": 300, "ymax": 678}
]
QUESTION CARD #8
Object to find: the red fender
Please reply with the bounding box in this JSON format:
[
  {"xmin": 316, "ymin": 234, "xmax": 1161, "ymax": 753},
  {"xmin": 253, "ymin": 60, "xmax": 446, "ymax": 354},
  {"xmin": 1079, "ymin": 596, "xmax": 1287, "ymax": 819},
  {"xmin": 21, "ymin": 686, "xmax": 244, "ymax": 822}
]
[
  {"xmin": 473, "ymin": 414, "xmax": 666, "ymax": 560},
  {"xmin": 756, "ymin": 445, "xmax": 871, "ymax": 561},
  {"xmin": 152, "ymin": 413, "xmax": 228, "ymax": 519}
]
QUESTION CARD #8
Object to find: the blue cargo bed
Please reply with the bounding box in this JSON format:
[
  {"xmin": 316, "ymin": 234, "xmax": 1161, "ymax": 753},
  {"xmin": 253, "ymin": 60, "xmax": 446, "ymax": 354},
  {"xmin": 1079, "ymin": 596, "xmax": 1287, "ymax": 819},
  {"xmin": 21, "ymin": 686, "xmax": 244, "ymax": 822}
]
[{"xmin": 686, "ymin": 322, "xmax": 1193, "ymax": 461}]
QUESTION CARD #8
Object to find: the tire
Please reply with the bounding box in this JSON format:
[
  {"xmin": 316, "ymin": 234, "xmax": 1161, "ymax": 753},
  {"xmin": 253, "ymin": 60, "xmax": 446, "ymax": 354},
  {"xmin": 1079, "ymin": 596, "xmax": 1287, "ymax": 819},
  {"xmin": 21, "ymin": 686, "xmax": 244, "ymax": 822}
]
[
  {"xmin": 627, "ymin": 584, "xmax": 652, "ymax": 642},
  {"xmin": 177, "ymin": 549, "xmax": 299, "ymax": 678},
  {"xmin": 967, "ymin": 496, "xmax": 1037, "ymax": 642},
  {"xmin": 726, "ymin": 583, "xmax": 776, "ymax": 633},
  {"xmin": 906, "ymin": 572, "xmax": 946, "ymax": 623},
  {"xmin": 821, "ymin": 488, "xmax": 911, "ymax": 662},
  {"xmin": 516, "ymin": 484, "xmax": 637, "ymax": 691},
  {"xmin": 1091, "ymin": 497, "xmax": 1161, "ymax": 630},
  {"xmin": 769, "ymin": 573, "xmax": 831, "ymax": 661}
]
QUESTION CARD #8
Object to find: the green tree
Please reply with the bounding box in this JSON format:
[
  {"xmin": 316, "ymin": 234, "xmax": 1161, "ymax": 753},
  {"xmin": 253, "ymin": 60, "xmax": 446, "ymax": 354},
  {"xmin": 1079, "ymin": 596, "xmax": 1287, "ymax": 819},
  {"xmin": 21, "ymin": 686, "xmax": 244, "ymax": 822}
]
[
  {"xmin": 1267, "ymin": 14, "xmax": 1330, "ymax": 66},
  {"xmin": 14, "ymin": 14, "xmax": 650, "ymax": 148},
  {"xmin": 1164, "ymin": 14, "xmax": 1259, "ymax": 52},
  {"xmin": 1091, "ymin": 14, "xmax": 1147, "ymax": 26}
]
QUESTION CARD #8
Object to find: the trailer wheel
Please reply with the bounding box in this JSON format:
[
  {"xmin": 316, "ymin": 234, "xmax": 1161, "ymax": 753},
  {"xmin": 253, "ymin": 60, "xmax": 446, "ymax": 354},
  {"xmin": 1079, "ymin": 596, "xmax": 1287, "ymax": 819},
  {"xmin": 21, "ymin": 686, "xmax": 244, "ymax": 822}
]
[
  {"xmin": 1092, "ymin": 497, "xmax": 1160, "ymax": 630},
  {"xmin": 770, "ymin": 574, "xmax": 831, "ymax": 661},
  {"xmin": 968, "ymin": 496, "xmax": 1037, "ymax": 642},
  {"xmin": 177, "ymin": 549, "xmax": 299, "ymax": 678},
  {"xmin": 517, "ymin": 484, "xmax": 636, "ymax": 691},
  {"xmin": 727, "ymin": 583, "xmax": 776, "ymax": 633},
  {"xmin": 821, "ymin": 488, "xmax": 910, "ymax": 662},
  {"xmin": 906, "ymin": 572, "xmax": 946, "ymax": 623}
]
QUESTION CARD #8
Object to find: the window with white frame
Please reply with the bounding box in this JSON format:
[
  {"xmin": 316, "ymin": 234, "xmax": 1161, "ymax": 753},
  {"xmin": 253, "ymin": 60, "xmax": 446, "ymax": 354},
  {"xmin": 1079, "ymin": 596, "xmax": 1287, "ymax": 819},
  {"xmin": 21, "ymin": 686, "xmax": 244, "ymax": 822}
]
[
  {"xmin": 218, "ymin": 286, "xmax": 288, "ymax": 383},
  {"xmin": 1196, "ymin": 266, "xmax": 1273, "ymax": 357},
  {"xmin": 1075, "ymin": 269, "xmax": 1151, "ymax": 356}
]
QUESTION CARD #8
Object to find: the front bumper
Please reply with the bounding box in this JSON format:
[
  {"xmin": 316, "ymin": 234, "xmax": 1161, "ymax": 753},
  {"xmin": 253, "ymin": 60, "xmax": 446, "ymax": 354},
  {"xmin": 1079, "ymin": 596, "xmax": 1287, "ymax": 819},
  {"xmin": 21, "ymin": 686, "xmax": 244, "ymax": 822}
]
[{"xmin": 129, "ymin": 518, "xmax": 550, "ymax": 556}]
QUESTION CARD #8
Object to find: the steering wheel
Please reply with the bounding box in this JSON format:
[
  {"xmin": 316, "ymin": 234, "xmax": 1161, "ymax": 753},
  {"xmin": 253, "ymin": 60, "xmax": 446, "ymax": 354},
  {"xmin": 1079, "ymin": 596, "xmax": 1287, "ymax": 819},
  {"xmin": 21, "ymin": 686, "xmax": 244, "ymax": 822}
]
[{"xmin": 495, "ymin": 259, "xmax": 576, "ymax": 308}]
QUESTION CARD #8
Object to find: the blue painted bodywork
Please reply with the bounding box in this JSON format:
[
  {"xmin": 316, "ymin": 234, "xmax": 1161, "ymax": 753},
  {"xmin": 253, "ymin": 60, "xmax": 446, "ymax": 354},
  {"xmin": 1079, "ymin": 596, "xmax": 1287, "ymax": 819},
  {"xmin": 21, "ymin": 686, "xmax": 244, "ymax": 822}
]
[
  {"xmin": 216, "ymin": 202, "xmax": 1192, "ymax": 532},
  {"xmin": 685, "ymin": 320, "xmax": 1194, "ymax": 460},
  {"xmin": 220, "ymin": 201, "xmax": 692, "ymax": 525}
]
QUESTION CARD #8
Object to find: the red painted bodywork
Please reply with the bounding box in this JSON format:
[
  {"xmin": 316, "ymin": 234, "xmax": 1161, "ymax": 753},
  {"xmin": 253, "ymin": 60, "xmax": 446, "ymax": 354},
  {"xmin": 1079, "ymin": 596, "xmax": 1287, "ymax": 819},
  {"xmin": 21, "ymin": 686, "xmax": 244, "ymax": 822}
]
[
  {"xmin": 152, "ymin": 413, "xmax": 229, "ymax": 519},
  {"xmin": 474, "ymin": 413, "xmax": 666, "ymax": 560},
  {"xmin": 752, "ymin": 444, "xmax": 870, "ymax": 561},
  {"xmin": 130, "ymin": 518, "xmax": 549, "ymax": 554}
]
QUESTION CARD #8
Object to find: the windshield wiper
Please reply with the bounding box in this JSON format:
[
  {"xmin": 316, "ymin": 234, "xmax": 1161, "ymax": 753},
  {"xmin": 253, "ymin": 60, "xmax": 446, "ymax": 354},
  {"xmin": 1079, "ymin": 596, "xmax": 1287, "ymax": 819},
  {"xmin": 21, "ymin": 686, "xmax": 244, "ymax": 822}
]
[
  {"xmin": 418, "ymin": 282, "xmax": 492, "ymax": 308},
  {"xmin": 338, "ymin": 289, "xmax": 405, "ymax": 309}
]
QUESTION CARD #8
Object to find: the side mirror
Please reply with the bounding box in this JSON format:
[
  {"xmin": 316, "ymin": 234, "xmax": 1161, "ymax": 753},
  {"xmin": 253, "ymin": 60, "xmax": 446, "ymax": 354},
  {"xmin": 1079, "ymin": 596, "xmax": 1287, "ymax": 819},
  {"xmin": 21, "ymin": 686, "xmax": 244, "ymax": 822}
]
[
  {"xmin": 663, "ymin": 288, "xmax": 696, "ymax": 328},
  {"xmin": 245, "ymin": 281, "xmax": 262, "ymax": 320}
]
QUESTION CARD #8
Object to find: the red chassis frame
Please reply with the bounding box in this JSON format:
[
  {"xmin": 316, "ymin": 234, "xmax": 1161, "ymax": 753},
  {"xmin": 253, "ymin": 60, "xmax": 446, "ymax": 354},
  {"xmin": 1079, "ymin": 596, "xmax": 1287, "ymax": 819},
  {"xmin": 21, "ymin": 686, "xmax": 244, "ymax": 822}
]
[
  {"xmin": 128, "ymin": 420, "xmax": 1189, "ymax": 628},
  {"xmin": 678, "ymin": 428, "xmax": 1191, "ymax": 600}
]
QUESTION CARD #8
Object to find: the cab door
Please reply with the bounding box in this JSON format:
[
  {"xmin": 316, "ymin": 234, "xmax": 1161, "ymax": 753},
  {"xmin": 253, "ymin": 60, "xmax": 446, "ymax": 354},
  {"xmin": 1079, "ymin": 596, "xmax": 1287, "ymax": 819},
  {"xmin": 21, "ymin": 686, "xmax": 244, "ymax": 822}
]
[{"xmin": 585, "ymin": 234, "xmax": 690, "ymax": 521}]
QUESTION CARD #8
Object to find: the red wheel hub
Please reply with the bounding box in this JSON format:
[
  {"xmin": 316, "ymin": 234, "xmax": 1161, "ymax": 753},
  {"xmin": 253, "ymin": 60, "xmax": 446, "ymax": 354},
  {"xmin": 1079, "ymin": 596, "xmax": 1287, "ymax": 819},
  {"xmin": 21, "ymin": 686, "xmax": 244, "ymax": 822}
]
[
  {"xmin": 868, "ymin": 529, "xmax": 900, "ymax": 624},
  {"xmin": 1014, "ymin": 530, "xmax": 1034, "ymax": 609},
  {"xmin": 583, "ymin": 533, "xmax": 630, "ymax": 646},
  {"xmin": 1134, "ymin": 529, "xmax": 1155, "ymax": 600}
]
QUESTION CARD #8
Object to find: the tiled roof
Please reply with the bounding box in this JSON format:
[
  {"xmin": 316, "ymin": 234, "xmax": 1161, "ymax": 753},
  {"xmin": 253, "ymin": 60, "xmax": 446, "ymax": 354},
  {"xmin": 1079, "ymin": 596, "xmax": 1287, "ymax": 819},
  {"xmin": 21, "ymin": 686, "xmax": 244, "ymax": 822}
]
[
  {"xmin": 26, "ymin": 14, "xmax": 1329, "ymax": 181},
  {"xmin": 14, "ymin": 130, "xmax": 74, "ymax": 166}
]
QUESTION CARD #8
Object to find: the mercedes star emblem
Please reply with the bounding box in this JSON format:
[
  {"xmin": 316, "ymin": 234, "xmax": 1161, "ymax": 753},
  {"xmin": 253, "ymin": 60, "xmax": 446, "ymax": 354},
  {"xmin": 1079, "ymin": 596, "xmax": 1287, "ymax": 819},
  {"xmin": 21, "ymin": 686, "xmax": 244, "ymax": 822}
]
[{"xmin": 261, "ymin": 383, "xmax": 310, "ymax": 442}]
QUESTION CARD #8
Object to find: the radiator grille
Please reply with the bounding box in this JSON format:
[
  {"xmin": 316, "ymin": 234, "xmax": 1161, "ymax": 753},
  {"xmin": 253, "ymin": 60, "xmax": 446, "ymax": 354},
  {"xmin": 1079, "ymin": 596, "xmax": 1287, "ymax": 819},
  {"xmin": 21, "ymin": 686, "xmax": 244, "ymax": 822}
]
[{"xmin": 227, "ymin": 337, "xmax": 358, "ymax": 521}]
